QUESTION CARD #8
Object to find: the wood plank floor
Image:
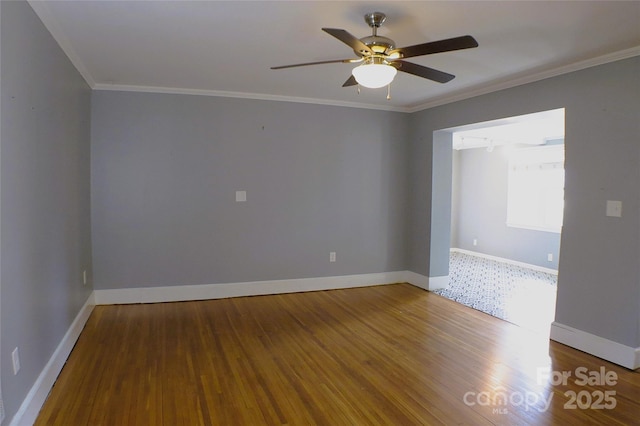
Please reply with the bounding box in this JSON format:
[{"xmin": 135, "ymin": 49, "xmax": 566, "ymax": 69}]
[{"xmin": 36, "ymin": 284, "xmax": 640, "ymax": 425}]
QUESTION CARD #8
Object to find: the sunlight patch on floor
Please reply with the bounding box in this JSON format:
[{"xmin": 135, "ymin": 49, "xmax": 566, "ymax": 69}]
[{"xmin": 433, "ymin": 251, "xmax": 558, "ymax": 334}]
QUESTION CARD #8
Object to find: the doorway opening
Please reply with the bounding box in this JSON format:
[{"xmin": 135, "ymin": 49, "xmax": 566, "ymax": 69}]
[{"xmin": 431, "ymin": 108, "xmax": 565, "ymax": 334}]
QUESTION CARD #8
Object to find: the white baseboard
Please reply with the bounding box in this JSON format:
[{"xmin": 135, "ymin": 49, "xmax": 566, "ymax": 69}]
[
  {"xmin": 93, "ymin": 271, "xmax": 409, "ymax": 305},
  {"xmin": 451, "ymin": 248, "xmax": 558, "ymax": 275},
  {"xmin": 550, "ymin": 322, "xmax": 640, "ymax": 370},
  {"xmin": 427, "ymin": 275, "xmax": 449, "ymax": 290},
  {"xmin": 9, "ymin": 270, "xmax": 446, "ymax": 425},
  {"xmin": 10, "ymin": 294, "xmax": 95, "ymax": 426},
  {"xmin": 404, "ymin": 271, "xmax": 429, "ymax": 290},
  {"xmin": 403, "ymin": 271, "xmax": 449, "ymax": 291}
]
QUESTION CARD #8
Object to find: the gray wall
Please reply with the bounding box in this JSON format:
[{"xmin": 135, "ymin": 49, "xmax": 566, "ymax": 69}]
[
  {"xmin": 428, "ymin": 131, "xmax": 453, "ymax": 278},
  {"xmin": 91, "ymin": 91, "xmax": 409, "ymax": 289},
  {"xmin": 0, "ymin": 1, "xmax": 93, "ymax": 423},
  {"xmin": 408, "ymin": 56, "xmax": 640, "ymax": 348},
  {"xmin": 1, "ymin": 2, "xmax": 638, "ymax": 421},
  {"xmin": 451, "ymin": 144, "xmax": 562, "ymax": 269}
]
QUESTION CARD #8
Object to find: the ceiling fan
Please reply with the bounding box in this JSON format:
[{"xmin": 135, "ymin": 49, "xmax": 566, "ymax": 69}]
[{"xmin": 271, "ymin": 12, "xmax": 478, "ymax": 92}]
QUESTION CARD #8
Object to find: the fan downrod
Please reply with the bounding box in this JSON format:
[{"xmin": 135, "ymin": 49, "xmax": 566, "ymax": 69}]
[
  {"xmin": 360, "ymin": 12, "xmax": 395, "ymax": 54},
  {"xmin": 270, "ymin": 10, "xmax": 479, "ymax": 88}
]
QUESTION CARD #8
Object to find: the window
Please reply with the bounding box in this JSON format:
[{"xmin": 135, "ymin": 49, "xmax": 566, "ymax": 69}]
[{"xmin": 506, "ymin": 145, "xmax": 564, "ymax": 233}]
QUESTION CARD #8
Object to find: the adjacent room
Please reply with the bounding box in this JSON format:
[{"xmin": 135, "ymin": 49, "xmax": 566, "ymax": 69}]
[
  {"xmin": 435, "ymin": 109, "xmax": 565, "ymax": 334},
  {"xmin": 1, "ymin": 1, "xmax": 639, "ymax": 425}
]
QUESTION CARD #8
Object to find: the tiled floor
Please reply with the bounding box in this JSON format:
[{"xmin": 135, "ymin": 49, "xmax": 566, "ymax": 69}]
[{"xmin": 433, "ymin": 251, "xmax": 558, "ymax": 334}]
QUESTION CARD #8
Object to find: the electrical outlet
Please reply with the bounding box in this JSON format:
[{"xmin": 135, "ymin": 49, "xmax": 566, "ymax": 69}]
[
  {"xmin": 473, "ymin": 239, "xmax": 478, "ymax": 246},
  {"xmin": 547, "ymin": 253, "xmax": 553, "ymax": 262},
  {"xmin": 12, "ymin": 347, "xmax": 20, "ymax": 375},
  {"xmin": 329, "ymin": 252, "xmax": 336, "ymax": 263}
]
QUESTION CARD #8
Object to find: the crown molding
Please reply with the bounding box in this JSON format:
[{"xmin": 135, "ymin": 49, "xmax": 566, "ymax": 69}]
[
  {"xmin": 28, "ymin": 0, "xmax": 96, "ymax": 88},
  {"xmin": 406, "ymin": 46, "xmax": 640, "ymax": 113},
  {"xmin": 28, "ymin": 0, "xmax": 639, "ymax": 115},
  {"xmin": 93, "ymin": 46, "xmax": 640, "ymax": 114},
  {"xmin": 92, "ymin": 83, "xmax": 410, "ymax": 112}
]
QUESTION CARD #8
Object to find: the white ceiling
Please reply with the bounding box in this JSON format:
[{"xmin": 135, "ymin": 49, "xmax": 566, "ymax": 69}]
[
  {"xmin": 29, "ymin": 1, "xmax": 640, "ymax": 112},
  {"xmin": 451, "ymin": 108, "xmax": 565, "ymax": 149}
]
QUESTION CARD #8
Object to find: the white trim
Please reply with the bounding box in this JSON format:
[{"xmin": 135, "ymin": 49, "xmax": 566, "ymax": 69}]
[
  {"xmin": 25, "ymin": 0, "xmax": 640, "ymax": 114},
  {"xmin": 428, "ymin": 275, "xmax": 449, "ymax": 291},
  {"xmin": 24, "ymin": 0, "xmax": 640, "ymax": 114},
  {"xmin": 7, "ymin": 273, "xmax": 417, "ymax": 424},
  {"xmin": 17, "ymin": 276, "xmax": 638, "ymax": 426},
  {"xmin": 9, "ymin": 294, "xmax": 95, "ymax": 426},
  {"xmin": 27, "ymin": 1, "xmax": 96, "ymax": 88},
  {"xmin": 404, "ymin": 271, "xmax": 430, "ymax": 291},
  {"xmin": 407, "ymin": 47, "xmax": 640, "ymax": 112},
  {"xmin": 404, "ymin": 272, "xmax": 448, "ymax": 292},
  {"xmin": 92, "ymin": 84, "xmax": 409, "ymax": 113},
  {"xmin": 506, "ymin": 222, "xmax": 562, "ymax": 234},
  {"xmin": 93, "ymin": 272, "xmax": 407, "ymax": 305},
  {"xmin": 92, "ymin": 47, "xmax": 639, "ymax": 113},
  {"xmin": 550, "ymin": 322, "xmax": 640, "ymax": 370},
  {"xmin": 451, "ymin": 248, "xmax": 558, "ymax": 275}
]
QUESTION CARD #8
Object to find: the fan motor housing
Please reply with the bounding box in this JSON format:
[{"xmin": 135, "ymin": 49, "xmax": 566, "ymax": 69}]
[
  {"xmin": 270, "ymin": 10, "xmax": 478, "ymax": 87},
  {"xmin": 358, "ymin": 13, "xmax": 395, "ymax": 55},
  {"xmin": 359, "ymin": 35, "xmax": 395, "ymax": 54}
]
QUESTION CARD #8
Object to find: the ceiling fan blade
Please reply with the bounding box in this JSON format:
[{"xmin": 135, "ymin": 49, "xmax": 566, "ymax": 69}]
[
  {"xmin": 394, "ymin": 60, "xmax": 455, "ymax": 83},
  {"xmin": 342, "ymin": 75, "xmax": 357, "ymax": 87},
  {"xmin": 322, "ymin": 28, "xmax": 373, "ymax": 56},
  {"xmin": 271, "ymin": 58, "xmax": 360, "ymax": 70},
  {"xmin": 389, "ymin": 35, "xmax": 478, "ymax": 59}
]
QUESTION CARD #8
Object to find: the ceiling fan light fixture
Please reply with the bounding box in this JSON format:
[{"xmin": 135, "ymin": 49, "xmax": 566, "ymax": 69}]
[
  {"xmin": 272, "ymin": 12, "xmax": 479, "ymax": 91},
  {"xmin": 352, "ymin": 61, "xmax": 397, "ymax": 89}
]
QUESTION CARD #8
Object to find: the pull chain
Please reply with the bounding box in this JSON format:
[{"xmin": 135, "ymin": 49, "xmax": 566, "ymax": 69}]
[
  {"xmin": 357, "ymin": 85, "xmax": 361, "ymax": 94},
  {"xmin": 386, "ymin": 84, "xmax": 391, "ymax": 100}
]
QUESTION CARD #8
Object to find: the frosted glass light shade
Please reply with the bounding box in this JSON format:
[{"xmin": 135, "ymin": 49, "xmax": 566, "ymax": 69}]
[{"xmin": 351, "ymin": 63, "xmax": 397, "ymax": 89}]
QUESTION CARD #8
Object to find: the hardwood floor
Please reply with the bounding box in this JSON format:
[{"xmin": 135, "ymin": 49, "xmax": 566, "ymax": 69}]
[{"xmin": 36, "ymin": 284, "xmax": 639, "ymax": 425}]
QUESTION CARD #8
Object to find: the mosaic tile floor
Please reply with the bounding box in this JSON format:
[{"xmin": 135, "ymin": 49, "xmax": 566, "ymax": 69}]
[{"xmin": 433, "ymin": 251, "xmax": 558, "ymax": 333}]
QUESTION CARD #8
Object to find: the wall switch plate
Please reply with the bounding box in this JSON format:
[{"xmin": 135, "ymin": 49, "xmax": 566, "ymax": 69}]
[
  {"xmin": 83, "ymin": 270, "xmax": 87, "ymax": 285},
  {"xmin": 605, "ymin": 200, "xmax": 622, "ymax": 217},
  {"xmin": 473, "ymin": 239, "xmax": 478, "ymax": 246},
  {"xmin": 329, "ymin": 252, "xmax": 336, "ymax": 263},
  {"xmin": 12, "ymin": 347, "xmax": 20, "ymax": 375},
  {"xmin": 235, "ymin": 191, "xmax": 247, "ymax": 202}
]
